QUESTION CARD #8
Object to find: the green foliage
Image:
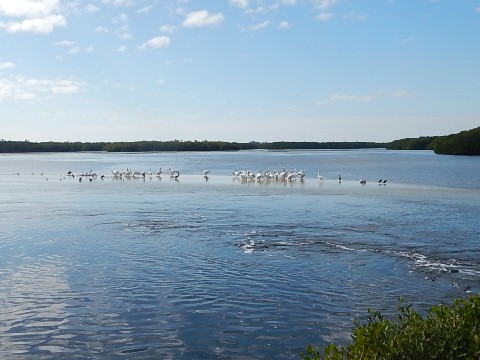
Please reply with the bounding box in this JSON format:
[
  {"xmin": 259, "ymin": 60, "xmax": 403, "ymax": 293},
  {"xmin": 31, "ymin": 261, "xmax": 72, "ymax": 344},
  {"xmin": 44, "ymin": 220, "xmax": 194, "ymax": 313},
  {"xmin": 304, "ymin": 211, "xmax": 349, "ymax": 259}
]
[
  {"xmin": 301, "ymin": 295, "xmax": 480, "ymax": 360},
  {"xmin": 0, "ymin": 140, "xmax": 385, "ymax": 153},
  {"xmin": 431, "ymin": 127, "xmax": 480, "ymax": 156},
  {"xmin": 385, "ymin": 127, "xmax": 480, "ymax": 155},
  {"xmin": 386, "ymin": 136, "xmax": 438, "ymax": 150}
]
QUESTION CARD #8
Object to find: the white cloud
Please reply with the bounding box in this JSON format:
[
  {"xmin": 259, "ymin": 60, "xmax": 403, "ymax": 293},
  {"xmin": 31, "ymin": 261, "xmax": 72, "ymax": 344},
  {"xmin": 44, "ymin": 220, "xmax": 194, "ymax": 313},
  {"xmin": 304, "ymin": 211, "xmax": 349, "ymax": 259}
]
[
  {"xmin": 0, "ymin": 0, "xmax": 66, "ymax": 34},
  {"xmin": 113, "ymin": 13, "xmax": 132, "ymax": 40},
  {"xmin": 0, "ymin": 61, "xmax": 15, "ymax": 69},
  {"xmin": 278, "ymin": 21, "xmax": 292, "ymax": 29},
  {"xmin": 85, "ymin": 3, "xmax": 100, "ymax": 13},
  {"xmin": 283, "ymin": 0, "xmax": 297, "ymax": 5},
  {"xmin": 316, "ymin": 93, "xmax": 374, "ymax": 106},
  {"xmin": 95, "ymin": 26, "xmax": 109, "ymax": 33},
  {"xmin": 0, "ymin": 75, "xmax": 82, "ymax": 100},
  {"xmin": 343, "ymin": 12, "xmax": 368, "ymax": 21},
  {"xmin": 393, "ymin": 90, "xmax": 409, "ymax": 97},
  {"xmin": 101, "ymin": 0, "xmax": 133, "ymax": 7},
  {"xmin": 1, "ymin": 14, "xmax": 66, "ymax": 34},
  {"xmin": 138, "ymin": 36, "xmax": 170, "ymax": 50},
  {"xmin": 251, "ymin": 21, "xmax": 270, "ymax": 31},
  {"xmin": 316, "ymin": 12, "xmax": 333, "ymax": 21},
  {"xmin": 55, "ymin": 40, "xmax": 76, "ymax": 47},
  {"xmin": 246, "ymin": 5, "xmax": 278, "ymax": 15},
  {"xmin": 160, "ymin": 24, "xmax": 176, "ymax": 33},
  {"xmin": 55, "ymin": 40, "xmax": 92, "ymax": 54},
  {"xmin": 230, "ymin": 0, "xmax": 249, "ymax": 9},
  {"xmin": 114, "ymin": 45, "xmax": 128, "ymax": 52},
  {"xmin": 51, "ymin": 80, "xmax": 81, "ymax": 94},
  {"xmin": 475, "ymin": 6, "xmax": 480, "ymax": 13},
  {"xmin": 182, "ymin": 10, "xmax": 224, "ymax": 27},
  {"xmin": 0, "ymin": 0, "xmax": 60, "ymax": 18},
  {"xmin": 137, "ymin": 5, "xmax": 153, "ymax": 14},
  {"xmin": 314, "ymin": 0, "xmax": 338, "ymax": 10}
]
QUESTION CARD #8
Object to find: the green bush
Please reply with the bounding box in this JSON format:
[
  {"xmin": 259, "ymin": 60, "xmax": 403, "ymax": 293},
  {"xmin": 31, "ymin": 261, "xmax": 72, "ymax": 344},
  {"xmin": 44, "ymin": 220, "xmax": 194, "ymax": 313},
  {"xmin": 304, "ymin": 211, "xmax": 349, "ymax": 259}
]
[{"xmin": 301, "ymin": 295, "xmax": 480, "ymax": 360}]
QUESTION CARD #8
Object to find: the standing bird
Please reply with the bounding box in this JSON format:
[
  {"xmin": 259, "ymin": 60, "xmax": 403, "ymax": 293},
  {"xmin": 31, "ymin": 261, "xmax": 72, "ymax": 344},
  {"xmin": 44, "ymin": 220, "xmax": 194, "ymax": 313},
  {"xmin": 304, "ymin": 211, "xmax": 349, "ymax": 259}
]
[
  {"xmin": 203, "ymin": 170, "xmax": 210, "ymax": 179},
  {"xmin": 338, "ymin": 174, "xmax": 342, "ymax": 182}
]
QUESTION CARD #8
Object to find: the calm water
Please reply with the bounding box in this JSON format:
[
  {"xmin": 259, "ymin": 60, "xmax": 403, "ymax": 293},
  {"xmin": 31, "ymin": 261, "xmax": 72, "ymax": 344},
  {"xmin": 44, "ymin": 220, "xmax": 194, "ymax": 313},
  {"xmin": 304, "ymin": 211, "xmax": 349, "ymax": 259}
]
[{"xmin": 0, "ymin": 150, "xmax": 479, "ymax": 359}]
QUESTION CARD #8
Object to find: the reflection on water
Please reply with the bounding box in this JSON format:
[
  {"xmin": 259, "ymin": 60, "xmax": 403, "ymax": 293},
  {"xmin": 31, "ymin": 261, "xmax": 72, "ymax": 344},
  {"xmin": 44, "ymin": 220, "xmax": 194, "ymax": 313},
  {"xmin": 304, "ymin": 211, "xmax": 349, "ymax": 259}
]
[{"xmin": 0, "ymin": 151, "xmax": 479, "ymax": 359}]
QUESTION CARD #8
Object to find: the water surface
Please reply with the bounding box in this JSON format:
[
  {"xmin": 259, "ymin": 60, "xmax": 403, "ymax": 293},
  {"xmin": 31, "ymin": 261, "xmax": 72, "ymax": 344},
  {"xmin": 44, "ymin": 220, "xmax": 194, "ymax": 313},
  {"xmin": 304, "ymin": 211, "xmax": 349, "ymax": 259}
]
[{"xmin": 0, "ymin": 150, "xmax": 479, "ymax": 359}]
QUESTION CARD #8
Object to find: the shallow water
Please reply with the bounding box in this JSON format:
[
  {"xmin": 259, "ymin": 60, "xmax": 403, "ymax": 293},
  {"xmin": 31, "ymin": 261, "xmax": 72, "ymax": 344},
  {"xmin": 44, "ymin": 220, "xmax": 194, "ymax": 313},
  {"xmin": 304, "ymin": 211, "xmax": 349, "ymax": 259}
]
[{"xmin": 0, "ymin": 150, "xmax": 479, "ymax": 359}]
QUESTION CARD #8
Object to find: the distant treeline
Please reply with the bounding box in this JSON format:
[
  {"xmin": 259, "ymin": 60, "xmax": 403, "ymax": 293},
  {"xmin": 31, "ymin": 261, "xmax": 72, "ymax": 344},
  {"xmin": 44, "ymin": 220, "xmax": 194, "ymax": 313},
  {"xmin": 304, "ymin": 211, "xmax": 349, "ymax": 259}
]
[
  {"xmin": 1, "ymin": 128, "xmax": 478, "ymax": 154},
  {"xmin": 386, "ymin": 126, "xmax": 480, "ymax": 155},
  {"xmin": 0, "ymin": 140, "xmax": 386, "ymax": 153}
]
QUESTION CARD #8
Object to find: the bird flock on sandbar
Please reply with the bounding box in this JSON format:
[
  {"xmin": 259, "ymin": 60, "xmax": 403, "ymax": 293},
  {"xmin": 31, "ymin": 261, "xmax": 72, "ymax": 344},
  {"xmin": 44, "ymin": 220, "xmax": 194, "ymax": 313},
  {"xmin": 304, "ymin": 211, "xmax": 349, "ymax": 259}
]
[
  {"xmin": 27, "ymin": 167, "xmax": 387, "ymax": 185},
  {"xmin": 63, "ymin": 167, "xmax": 183, "ymax": 182},
  {"xmin": 231, "ymin": 168, "xmax": 306, "ymax": 182}
]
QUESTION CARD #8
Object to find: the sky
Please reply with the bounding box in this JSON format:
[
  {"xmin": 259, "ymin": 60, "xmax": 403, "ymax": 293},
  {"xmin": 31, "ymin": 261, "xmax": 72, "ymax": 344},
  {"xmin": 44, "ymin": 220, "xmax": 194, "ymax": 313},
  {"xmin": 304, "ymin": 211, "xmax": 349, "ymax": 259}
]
[{"xmin": 0, "ymin": 0, "xmax": 479, "ymax": 143}]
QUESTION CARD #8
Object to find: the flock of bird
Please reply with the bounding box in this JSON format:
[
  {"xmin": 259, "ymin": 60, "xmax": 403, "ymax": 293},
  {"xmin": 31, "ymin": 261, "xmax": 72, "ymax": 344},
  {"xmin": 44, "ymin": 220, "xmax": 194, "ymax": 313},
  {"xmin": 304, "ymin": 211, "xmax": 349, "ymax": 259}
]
[
  {"xmin": 230, "ymin": 169, "xmax": 387, "ymax": 184},
  {"xmin": 65, "ymin": 167, "xmax": 185, "ymax": 182},
  {"xmin": 55, "ymin": 167, "xmax": 387, "ymax": 184},
  {"xmin": 231, "ymin": 169, "xmax": 305, "ymax": 182}
]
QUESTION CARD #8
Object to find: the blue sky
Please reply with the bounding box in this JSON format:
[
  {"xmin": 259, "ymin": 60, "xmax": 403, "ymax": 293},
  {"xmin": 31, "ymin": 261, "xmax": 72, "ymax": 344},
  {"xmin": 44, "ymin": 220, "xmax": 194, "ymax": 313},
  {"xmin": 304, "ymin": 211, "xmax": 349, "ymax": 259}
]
[{"xmin": 1, "ymin": 0, "xmax": 479, "ymax": 142}]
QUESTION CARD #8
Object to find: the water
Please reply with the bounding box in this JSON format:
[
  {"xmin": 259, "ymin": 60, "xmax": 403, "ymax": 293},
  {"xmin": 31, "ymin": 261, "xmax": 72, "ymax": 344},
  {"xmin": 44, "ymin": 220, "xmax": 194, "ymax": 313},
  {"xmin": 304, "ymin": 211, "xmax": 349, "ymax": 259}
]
[{"xmin": 0, "ymin": 150, "xmax": 479, "ymax": 359}]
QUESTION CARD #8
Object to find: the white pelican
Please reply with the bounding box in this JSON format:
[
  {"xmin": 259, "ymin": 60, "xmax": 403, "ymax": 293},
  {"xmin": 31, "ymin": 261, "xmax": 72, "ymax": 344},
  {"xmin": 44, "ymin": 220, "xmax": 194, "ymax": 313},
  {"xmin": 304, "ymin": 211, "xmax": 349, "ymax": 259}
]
[
  {"xmin": 168, "ymin": 168, "xmax": 179, "ymax": 177},
  {"xmin": 317, "ymin": 173, "xmax": 324, "ymax": 181},
  {"xmin": 359, "ymin": 178, "xmax": 366, "ymax": 184},
  {"xmin": 203, "ymin": 170, "xmax": 210, "ymax": 178},
  {"xmin": 156, "ymin": 168, "xmax": 162, "ymax": 177}
]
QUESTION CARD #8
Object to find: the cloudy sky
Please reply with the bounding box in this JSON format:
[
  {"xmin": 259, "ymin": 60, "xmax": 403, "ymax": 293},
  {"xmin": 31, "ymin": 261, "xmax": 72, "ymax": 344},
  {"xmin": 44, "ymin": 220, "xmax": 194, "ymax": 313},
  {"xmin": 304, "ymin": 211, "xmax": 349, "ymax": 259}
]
[{"xmin": 0, "ymin": 0, "xmax": 479, "ymax": 142}]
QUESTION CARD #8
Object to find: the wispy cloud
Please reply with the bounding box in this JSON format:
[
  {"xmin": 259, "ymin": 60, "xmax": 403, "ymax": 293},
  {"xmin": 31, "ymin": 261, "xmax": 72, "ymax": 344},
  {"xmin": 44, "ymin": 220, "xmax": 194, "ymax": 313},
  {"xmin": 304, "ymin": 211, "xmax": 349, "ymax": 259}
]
[
  {"xmin": 246, "ymin": 5, "xmax": 278, "ymax": 15},
  {"xmin": 182, "ymin": 10, "xmax": 224, "ymax": 27},
  {"xmin": 113, "ymin": 13, "xmax": 132, "ymax": 40},
  {"xmin": 393, "ymin": 90, "xmax": 409, "ymax": 97},
  {"xmin": 316, "ymin": 12, "xmax": 333, "ymax": 21},
  {"xmin": 250, "ymin": 20, "xmax": 270, "ymax": 31},
  {"xmin": 55, "ymin": 40, "xmax": 93, "ymax": 54},
  {"xmin": 314, "ymin": 0, "xmax": 338, "ymax": 10},
  {"xmin": 114, "ymin": 45, "xmax": 128, "ymax": 52},
  {"xmin": 101, "ymin": 0, "xmax": 133, "ymax": 7},
  {"xmin": 95, "ymin": 26, "xmax": 109, "ymax": 33},
  {"xmin": 0, "ymin": 0, "xmax": 66, "ymax": 34},
  {"xmin": 316, "ymin": 93, "xmax": 375, "ymax": 106},
  {"xmin": 230, "ymin": 0, "xmax": 249, "ymax": 9},
  {"xmin": 0, "ymin": 0, "xmax": 60, "ymax": 18},
  {"xmin": 137, "ymin": 5, "xmax": 153, "ymax": 14},
  {"xmin": 278, "ymin": 21, "xmax": 293, "ymax": 29},
  {"xmin": 160, "ymin": 24, "xmax": 176, "ymax": 34},
  {"xmin": 138, "ymin": 36, "xmax": 170, "ymax": 50},
  {"xmin": 85, "ymin": 3, "xmax": 100, "ymax": 13},
  {"xmin": 0, "ymin": 75, "xmax": 82, "ymax": 100},
  {"xmin": 475, "ymin": 6, "xmax": 480, "ymax": 13},
  {"xmin": 343, "ymin": 12, "xmax": 368, "ymax": 21},
  {"xmin": 0, "ymin": 61, "xmax": 15, "ymax": 70}
]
